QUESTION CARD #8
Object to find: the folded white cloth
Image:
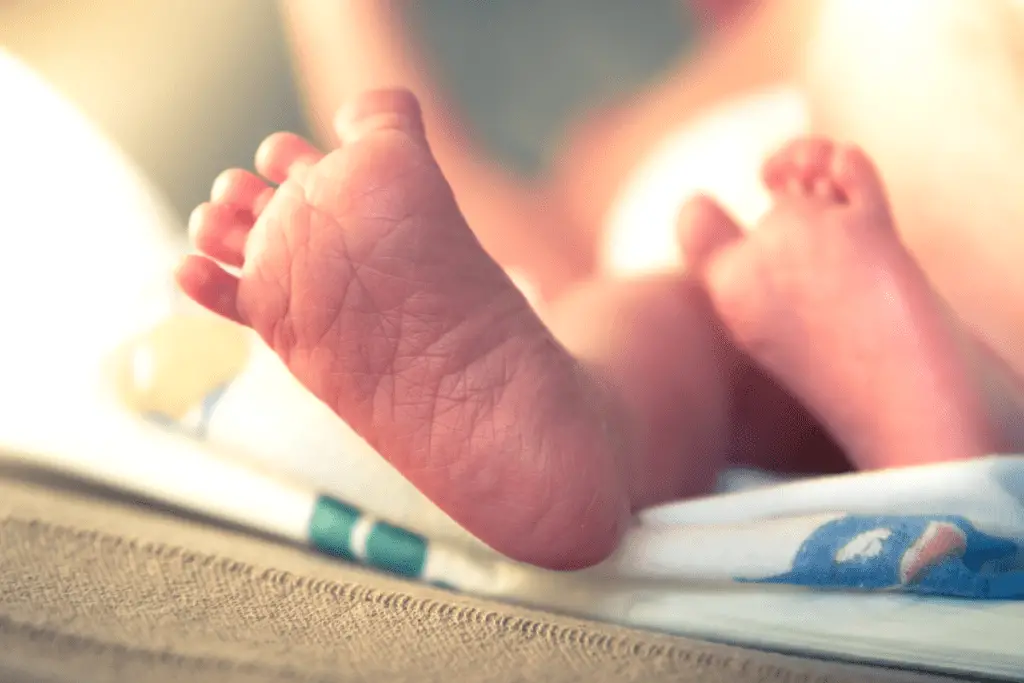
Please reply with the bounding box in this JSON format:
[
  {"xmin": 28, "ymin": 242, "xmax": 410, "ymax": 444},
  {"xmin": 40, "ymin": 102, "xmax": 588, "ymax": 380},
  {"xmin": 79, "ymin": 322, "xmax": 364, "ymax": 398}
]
[
  {"xmin": 149, "ymin": 339, "xmax": 1024, "ymax": 678},
  {"xmin": 123, "ymin": 303, "xmax": 1021, "ymax": 605}
]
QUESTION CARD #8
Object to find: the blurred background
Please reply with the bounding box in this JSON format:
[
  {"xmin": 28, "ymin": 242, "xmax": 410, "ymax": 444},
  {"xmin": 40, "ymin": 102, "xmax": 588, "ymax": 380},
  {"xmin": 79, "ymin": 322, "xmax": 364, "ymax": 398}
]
[{"xmin": 0, "ymin": 0, "xmax": 693, "ymax": 225}]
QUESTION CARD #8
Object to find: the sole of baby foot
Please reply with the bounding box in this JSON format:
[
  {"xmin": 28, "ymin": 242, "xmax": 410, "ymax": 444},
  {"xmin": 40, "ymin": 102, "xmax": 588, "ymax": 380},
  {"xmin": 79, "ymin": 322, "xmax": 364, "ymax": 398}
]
[{"xmin": 178, "ymin": 89, "xmax": 635, "ymax": 570}]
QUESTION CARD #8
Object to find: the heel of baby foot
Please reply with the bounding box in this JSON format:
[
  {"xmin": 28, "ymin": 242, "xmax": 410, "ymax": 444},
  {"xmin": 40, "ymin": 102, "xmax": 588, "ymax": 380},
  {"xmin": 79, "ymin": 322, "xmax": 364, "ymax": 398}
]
[{"xmin": 334, "ymin": 88, "xmax": 428, "ymax": 143}]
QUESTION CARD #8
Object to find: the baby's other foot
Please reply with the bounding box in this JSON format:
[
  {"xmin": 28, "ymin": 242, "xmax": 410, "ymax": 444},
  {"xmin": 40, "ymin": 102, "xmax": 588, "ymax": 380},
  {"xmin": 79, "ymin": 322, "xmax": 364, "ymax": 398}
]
[
  {"xmin": 176, "ymin": 90, "xmax": 632, "ymax": 569},
  {"xmin": 680, "ymin": 137, "xmax": 996, "ymax": 470}
]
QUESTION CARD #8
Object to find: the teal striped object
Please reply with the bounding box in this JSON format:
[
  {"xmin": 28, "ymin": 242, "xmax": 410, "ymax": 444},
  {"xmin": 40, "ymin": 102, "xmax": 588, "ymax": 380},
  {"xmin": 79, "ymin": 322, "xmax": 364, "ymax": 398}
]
[
  {"xmin": 144, "ymin": 382, "xmax": 497, "ymax": 592},
  {"xmin": 308, "ymin": 495, "xmax": 428, "ymax": 579}
]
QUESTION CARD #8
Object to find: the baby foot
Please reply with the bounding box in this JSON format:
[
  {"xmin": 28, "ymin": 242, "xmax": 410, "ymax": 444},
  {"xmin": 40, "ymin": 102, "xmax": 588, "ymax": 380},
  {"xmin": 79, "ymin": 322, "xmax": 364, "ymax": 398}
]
[
  {"xmin": 176, "ymin": 90, "xmax": 632, "ymax": 569},
  {"xmin": 680, "ymin": 137, "xmax": 996, "ymax": 471}
]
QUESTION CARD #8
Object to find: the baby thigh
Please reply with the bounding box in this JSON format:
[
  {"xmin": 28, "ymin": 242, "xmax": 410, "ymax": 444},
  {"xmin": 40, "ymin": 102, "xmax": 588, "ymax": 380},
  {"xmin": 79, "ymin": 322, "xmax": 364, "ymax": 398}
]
[{"xmin": 542, "ymin": 273, "xmax": 737, "ymax": 507}]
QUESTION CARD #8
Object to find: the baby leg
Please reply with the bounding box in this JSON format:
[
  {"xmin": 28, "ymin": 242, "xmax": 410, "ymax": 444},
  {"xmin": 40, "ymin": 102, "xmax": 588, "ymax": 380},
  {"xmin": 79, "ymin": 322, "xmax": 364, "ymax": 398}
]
[
  {"xmin": 680, "ymin": 138, "xmax": 997, "ymax": 471},
  {"xmin": 541, "ymin": 273, "xmax": 735, "ymax": 507}
]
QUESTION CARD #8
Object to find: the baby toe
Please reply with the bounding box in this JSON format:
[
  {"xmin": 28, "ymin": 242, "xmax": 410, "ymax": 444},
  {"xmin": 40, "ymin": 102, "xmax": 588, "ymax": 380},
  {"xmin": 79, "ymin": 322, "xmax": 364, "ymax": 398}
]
[
  {"xmin": 211, "ymin": 169, "xmax": 268, "ymax": 212},
  {"xmin": 188, "ymin": 202, "xmax": 252, "ymax": 268},
  {"xmin": 762, "ymin": 137, "xmax": 837, "ymax": 194},
  {"xmin": 333, "ymin": 88, "xmax": 427, "ymax": 143},
  {"xmin": 255, "ymin": 132, "xmax": 324, "ymax": 185},
  {"xmin": 676, "ymin": 194, "xmax": 745, "ymax": 274},
  {"xmin": 175, "ymin": 254, "xmax": 243, "ymax": 325},
  {"xmin": 832, "ymin": 144, "xmax": 889, "ymax": 209}
]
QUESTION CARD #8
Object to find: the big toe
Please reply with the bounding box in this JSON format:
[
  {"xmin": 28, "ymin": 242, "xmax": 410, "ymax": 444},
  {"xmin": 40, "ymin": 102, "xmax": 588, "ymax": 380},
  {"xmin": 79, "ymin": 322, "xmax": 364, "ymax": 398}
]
[
  {"xmin": 762, "ymin": 136, "xmax": 836, "ymax": 192},
  {"xmin": 677, "ymin": 194, "xmax": 744, "ymax": 274},
  {"xmin": 255, "ymin": 132, "xmax": 324, "ymax": 185},
  {"xmin": 832, "ymin": 144, "xmax": 890, "ymax": 212},
  {"xmin": 334, "ymin": 88, "xmax": 428, "ymax": 145},
  {"xmin": 676, "ymin": 196, "xmax": 774, "ymax": 353}
]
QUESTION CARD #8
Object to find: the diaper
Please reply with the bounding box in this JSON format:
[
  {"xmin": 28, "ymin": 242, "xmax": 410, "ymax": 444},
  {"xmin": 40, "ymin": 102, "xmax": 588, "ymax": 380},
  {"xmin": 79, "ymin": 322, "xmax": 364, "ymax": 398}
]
[{"xmin": 600, "ymin": 84, "xmax": 809, "ymax": 278}]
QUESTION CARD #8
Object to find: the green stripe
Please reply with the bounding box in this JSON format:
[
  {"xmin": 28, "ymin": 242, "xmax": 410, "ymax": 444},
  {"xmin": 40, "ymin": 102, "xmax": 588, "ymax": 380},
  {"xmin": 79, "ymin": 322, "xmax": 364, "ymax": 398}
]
[
  {"xmin": 365, "ymin": 520, "xmax": 428, "ymax": 579},
  {"xmin": 307, "ymin": 495, "xmax": 360, "ymax": 561}
]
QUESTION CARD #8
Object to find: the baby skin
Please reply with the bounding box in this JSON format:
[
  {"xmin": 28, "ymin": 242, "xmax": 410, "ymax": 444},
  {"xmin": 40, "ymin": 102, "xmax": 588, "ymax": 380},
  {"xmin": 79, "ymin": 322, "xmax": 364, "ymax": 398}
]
[{"xmin": 177, "ymin": 90, "xmax": 995, "ymax": 570}]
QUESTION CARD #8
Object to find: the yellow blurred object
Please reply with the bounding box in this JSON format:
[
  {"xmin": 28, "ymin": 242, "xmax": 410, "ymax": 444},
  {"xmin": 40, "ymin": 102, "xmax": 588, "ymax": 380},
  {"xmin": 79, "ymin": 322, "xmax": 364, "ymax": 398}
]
[
  {"xmin": 0, "ymin": 0, "xmax": 295, "ymax": 220},
  {"xmin": 109, "ymin": 314, "xmax": 251, "ymax": 421}
]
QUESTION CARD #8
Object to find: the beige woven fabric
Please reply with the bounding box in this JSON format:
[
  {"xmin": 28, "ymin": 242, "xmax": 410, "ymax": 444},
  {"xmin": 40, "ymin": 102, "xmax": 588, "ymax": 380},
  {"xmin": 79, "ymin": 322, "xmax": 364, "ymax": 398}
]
[{"xmin": 0, "ymin": 468, "xmax": 962, "ymax": 683}]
